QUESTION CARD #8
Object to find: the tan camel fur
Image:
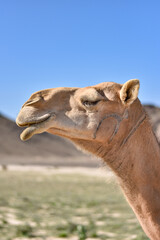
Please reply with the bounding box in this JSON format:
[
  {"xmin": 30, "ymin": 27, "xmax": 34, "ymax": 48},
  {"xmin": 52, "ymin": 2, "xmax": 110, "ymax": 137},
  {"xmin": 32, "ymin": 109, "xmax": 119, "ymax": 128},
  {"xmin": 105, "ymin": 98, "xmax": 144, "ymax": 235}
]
[{"xmin": 16, "ymin": 80, "xmax": 160, "ymax": 239}]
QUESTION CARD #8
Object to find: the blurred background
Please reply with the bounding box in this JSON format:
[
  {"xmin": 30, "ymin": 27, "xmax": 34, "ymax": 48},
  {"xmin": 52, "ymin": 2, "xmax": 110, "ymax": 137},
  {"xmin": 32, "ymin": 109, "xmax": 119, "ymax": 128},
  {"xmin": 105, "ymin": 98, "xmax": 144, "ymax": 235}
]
[{"xmin": 0, "ymin": 1, "xmax": 160, "ymax": 239}]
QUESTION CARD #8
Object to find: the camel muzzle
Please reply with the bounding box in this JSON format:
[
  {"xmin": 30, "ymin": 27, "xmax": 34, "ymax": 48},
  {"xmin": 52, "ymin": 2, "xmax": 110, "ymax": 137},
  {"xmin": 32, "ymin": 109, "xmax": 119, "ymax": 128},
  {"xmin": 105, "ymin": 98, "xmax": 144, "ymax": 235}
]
[{"xmin": 16, "ymin": 111, "xmax": 56, "ymax": 141}]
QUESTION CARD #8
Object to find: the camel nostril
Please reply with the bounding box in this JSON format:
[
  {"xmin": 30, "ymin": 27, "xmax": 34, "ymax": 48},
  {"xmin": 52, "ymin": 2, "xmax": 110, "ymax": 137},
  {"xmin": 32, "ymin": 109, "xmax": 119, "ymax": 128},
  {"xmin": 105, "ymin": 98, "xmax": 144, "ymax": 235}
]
[{"xmin": 22, "ymin": 98, "xmax": 42, "ymax": 108}]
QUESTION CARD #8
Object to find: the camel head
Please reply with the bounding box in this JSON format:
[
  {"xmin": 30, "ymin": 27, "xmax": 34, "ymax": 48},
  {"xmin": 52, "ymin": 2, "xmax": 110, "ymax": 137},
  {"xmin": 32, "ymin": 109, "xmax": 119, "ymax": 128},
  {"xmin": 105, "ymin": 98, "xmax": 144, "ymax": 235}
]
[{"xmin": 16, "ymin": 79, "xmax": 141, "ymax": 157}]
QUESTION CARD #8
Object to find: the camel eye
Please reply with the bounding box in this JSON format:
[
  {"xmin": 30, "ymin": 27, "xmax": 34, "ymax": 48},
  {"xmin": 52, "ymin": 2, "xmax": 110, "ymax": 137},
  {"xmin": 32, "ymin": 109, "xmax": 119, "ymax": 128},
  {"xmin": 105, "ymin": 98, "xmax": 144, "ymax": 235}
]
[{"xmin": 83, "ymin": 100, "xmax": 100, "ymax": 107}]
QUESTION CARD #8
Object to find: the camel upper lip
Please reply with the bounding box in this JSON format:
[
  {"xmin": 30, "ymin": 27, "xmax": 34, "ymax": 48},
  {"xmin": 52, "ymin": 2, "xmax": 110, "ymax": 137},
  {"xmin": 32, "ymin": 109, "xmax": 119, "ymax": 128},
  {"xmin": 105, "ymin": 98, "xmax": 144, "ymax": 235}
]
[{"xmin": 16, "ymin": 113, "xmax": 51, "ymax": 127}]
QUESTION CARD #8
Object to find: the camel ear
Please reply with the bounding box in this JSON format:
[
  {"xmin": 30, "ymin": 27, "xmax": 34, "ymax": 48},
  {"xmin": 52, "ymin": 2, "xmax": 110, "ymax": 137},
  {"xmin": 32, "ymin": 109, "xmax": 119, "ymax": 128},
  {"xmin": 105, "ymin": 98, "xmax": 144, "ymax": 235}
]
[{"xmin": 120, "ymin": 79, "xmax": 140, "ymax": 105}]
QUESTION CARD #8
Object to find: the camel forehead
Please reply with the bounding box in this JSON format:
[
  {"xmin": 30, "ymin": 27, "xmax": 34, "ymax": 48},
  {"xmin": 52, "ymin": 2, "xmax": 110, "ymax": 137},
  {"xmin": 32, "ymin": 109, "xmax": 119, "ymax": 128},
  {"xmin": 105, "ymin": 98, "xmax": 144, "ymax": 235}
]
[
  {"xmin": 78, "ymin": 81, "xmax": 122, "ymax": 92},
  {"xmin": 93, "ymin": 81, "xmax": 122, "ymax": 90},
  {"xmin": 74, "ymin": 82, "xmax": 122, "ymax": 99}
]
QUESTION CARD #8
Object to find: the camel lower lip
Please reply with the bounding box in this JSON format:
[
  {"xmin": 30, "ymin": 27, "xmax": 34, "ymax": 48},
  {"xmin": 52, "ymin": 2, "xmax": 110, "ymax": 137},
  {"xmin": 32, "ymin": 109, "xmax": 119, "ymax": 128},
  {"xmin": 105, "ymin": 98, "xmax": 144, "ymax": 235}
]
[{"xmin": 20, "ymin": 126, "xmax": 37, "ymax": 141}]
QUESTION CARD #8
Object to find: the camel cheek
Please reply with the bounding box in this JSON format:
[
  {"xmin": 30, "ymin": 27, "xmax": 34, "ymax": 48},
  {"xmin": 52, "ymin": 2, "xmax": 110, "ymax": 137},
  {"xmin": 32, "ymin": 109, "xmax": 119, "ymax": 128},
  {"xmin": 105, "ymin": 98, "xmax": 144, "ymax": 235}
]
[{"xmin": 95, "ymin": 118, "xmax": 117, "ymax": 142}]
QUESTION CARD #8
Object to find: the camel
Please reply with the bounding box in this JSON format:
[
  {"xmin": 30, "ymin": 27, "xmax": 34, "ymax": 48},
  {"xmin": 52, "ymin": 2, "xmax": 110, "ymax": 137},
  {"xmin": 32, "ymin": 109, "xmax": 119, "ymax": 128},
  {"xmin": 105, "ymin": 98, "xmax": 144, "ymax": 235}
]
[{"xmin": 16, "ymin": 79, "xmax": 160, "ymax": 240}]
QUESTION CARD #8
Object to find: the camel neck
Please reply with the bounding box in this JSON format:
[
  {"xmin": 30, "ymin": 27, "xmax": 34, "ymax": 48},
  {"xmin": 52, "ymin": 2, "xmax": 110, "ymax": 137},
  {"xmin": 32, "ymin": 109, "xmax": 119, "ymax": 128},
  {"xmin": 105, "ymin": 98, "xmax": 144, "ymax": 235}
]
[
  {"xmin": 110, "ymin": 118, "xmax": 160, "ymax": 240},
  {"xmin": 120, "ymin": 113, "xmax": 146, "ymax": 146}
]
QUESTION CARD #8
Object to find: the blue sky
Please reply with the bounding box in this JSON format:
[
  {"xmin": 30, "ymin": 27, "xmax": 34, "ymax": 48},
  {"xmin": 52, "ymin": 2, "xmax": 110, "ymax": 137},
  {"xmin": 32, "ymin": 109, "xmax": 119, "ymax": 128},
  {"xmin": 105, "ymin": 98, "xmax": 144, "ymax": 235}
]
[{"xmin": 0, "ymin": 0, "xmax": 160, "ymax": 120}]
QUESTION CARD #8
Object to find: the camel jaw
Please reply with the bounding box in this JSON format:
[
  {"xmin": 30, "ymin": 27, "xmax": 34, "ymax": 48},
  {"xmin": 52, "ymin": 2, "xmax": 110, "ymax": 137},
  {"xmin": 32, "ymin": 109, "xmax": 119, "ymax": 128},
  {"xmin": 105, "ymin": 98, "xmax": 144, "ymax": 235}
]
[{"xmin": 16, "ymin": 113, "xmax": 56, "ymax": 141}]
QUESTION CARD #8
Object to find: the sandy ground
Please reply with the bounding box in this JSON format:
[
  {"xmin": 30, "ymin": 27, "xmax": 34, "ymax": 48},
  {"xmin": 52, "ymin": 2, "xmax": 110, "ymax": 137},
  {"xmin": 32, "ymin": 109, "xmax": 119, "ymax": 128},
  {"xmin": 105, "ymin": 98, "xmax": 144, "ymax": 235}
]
[{"xmin": 0, "ymin": 165, "xmax": 115, "ymax": 179}]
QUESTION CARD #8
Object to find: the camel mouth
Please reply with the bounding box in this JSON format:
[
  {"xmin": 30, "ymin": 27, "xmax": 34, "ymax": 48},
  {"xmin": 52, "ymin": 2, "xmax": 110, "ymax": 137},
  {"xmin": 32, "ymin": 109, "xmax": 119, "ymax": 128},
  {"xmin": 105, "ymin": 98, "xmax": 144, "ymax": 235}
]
[{"xmin": 16, "ymin": 113, "xmax": 56, "ymax": 141}]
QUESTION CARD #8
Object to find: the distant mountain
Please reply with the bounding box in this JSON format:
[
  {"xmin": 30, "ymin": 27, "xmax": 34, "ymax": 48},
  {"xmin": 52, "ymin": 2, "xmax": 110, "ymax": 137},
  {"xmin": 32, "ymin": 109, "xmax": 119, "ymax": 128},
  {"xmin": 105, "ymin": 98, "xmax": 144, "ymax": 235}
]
[
  {"xmin": 0, "ymin": 104, "xmax": 160, "ymax": 166},
  {"xmin": 144, "ymin": 105, "xmax": 160, "ymax": 142}
]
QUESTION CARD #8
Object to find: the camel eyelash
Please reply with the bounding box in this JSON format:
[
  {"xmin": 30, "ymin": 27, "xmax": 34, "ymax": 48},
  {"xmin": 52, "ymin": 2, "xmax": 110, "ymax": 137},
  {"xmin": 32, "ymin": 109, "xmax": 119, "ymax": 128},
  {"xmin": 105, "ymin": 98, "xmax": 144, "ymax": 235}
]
[{"xmin": 82, "ymin": 100, "xmax": 100, "ymax": 107}]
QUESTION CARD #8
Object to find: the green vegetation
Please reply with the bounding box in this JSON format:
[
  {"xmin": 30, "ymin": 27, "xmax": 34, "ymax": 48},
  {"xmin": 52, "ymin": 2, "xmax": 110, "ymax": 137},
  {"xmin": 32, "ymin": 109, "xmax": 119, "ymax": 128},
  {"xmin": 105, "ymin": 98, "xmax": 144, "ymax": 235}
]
[{"xmin": 0, "ymin": 169, "xmax": 148, "ymax": 240}]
